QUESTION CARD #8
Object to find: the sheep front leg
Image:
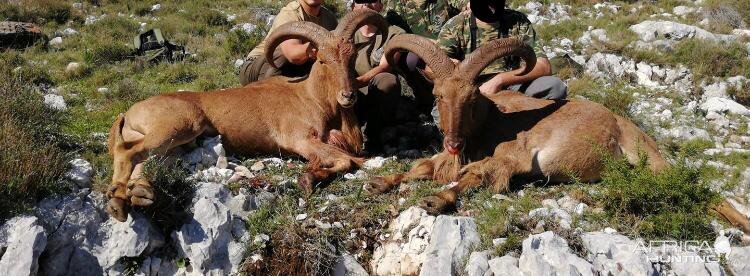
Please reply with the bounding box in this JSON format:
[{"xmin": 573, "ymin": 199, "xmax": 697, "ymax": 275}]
[
  {"xmin": 294, "ymin": 139, "xmax": 363, "ymax": 195},
  {"xmin": 364, "ymin": 158, "xmax": 434, "ymax": 194},
  {"xmin": 421, "ymin": 155, "xmax": 526, "ymax": 215}
]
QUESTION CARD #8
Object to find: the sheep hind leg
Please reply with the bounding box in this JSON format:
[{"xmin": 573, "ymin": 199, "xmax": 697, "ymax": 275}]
[
  {"xmin": 421, "ymin": 155, "xmax": 527, "ymax": 215},
  {"xmin": 365, "ymin": 158, "xmax": 434, "ymax": 195}
]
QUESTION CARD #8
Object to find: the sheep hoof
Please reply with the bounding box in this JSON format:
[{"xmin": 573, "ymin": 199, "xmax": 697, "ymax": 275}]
[
  {"xmin": 106, "ymin": 184, "xmax": 119, "ymax": 199},
  {"xmin": 364, "ymin": 177, "xmax": 391, "ymax": 194},
  {"xmin": 129, "ymin": 186, "xmax": 155, "ymax": 207},
  {"xmin": 420, "ymin": 195, "xmax": 453, "ymax": 215},
  {"xmin": 106, "ymin": 198, "xmax": 129, "ymax": 222},
  {"xmin": 298, "ymin": 172, "xmax": 316, "ymax": 196}
]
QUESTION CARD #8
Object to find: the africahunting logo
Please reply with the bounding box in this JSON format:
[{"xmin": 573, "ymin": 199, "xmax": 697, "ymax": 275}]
[{"xmin": 636, "ymin": 230, "xmax": 732, "ymax": 263}]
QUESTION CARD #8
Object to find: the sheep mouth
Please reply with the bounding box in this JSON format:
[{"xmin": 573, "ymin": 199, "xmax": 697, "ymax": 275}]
[{"xmin": 337, "ymin": 93, "xmax": 357, "ymax": 108}]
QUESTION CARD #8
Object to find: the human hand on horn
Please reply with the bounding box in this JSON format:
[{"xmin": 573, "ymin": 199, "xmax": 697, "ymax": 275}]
[{"xmin": 478, "ymin": 74, "xmax": 504, "ymax": 97}]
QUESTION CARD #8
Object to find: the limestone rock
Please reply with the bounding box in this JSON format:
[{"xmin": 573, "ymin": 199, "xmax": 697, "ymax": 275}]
[
  {"xmin": 519, "ymin": 231, "xmax": 594, "ymax": 276},
  {"xmin": 488, "ymin": 255, "xmax": 523, "ymax": 276},
  {"xmin": 464, "ymin": 251, "xmax": 489, "ymax": 276},
  {"xmin": 67, "ymin": 158, "xmax": 93, "ymax": 188},
  {"xmin": 629, "ymin": 20, "xmax": 736, "ymax": 43},
  {"xmin": 43, "ymin": 94, "xmax": 67, "ymax": 111},
  {"xmin": 419, "ymin": 216, "xmax": 481, "ymax": 276},
  {"xmin": 333, "ymin": 254, "xmax": 368, "ymax": 276},
  {"xmin": 370, "ymin": 207, "xmax": 435, "ymax": 275},
  {"xmin": 728, "ymin": 246, "xmax": 750, "ymax": 275},
  {"xmin": 700, "ymin": 97, "xmax": 750, "ymax": 116},
  {"xmin": 0, "ymin": 216, "xmax": 47, "ymax": 276},
  {"xmin": 580, "ymin": 231, "xmax": 656, "ymax": 276}
]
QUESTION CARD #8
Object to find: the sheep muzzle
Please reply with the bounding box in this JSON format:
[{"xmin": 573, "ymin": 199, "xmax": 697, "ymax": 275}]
[{"xmin": 337, "ymin": 90, "xmax": 357, "ymax": 108}]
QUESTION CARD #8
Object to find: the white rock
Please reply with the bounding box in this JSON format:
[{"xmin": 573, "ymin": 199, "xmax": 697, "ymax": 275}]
[
  {"xmin": 419, "ymin": 216, "xmax": 481, "ymax": 276},
  {"xmin": 150, "ymin": 4, "xmax": 161, "ymax": 12},
  {"xmin": 98, "ymin": 213, "xmax": 164, "ymax": 269},
  {"xmin": 333, "ymin": 254, "xmax": 368, "ymax": 276},
  {"xmin": 370, "ymin": 207, "xmax": 435, "ymax": 275},
  {"xmin": 61, "ymin": 28, "xmax": 78, "ymax": 36},
  {"xmin": 231, "ymin": 23, "xmax": 257, "ymax": 34},
  {"xmin": 44, "ymin": 94, "xmax": 67, "ymax": 111},
  {"xmin": 363, "ymin": 156, "xmax": 393, "ymax": 169},
  {"xmin": 49, "ymin": 37, "xmax": 63, "ymax": 47},
  {"xmin": 669, "ymin": 126, "xmax": 711, "ymax": 141},
  {"xmin": 673, "ymin": 6, "xmax": 695, "ymax": 17},
  {"xmin": 234, "ymin": 59, "xmax": 244, "ymax": 69},
  {"xmin": 67, "ymin": 158, "xmax": 93, "ymax": 188},
  {"xmin": 0, "ymin": 217, "xmax": 47, "ymax": 276},
  {"xmin": 250, "ymin": 161, "xmax": 265, "ymax": 171},
  {"xmin": 65, "ymin": 62, "xmax": 82, "ymax": 75},
  {"xmin": 700, "ymin": 97, "xmax": 750, "ymax": 116},
  {"xmin": 728, "ymin": 246, "xmax": 750, "ymax": 275},
  {"xmin": 296, "ymin": 213, "xmax": 308, "ymax": 221},
  {"xmin": 97, "ymin": 87, "xmax": 109, "ymax": 93},
  {"xmin": 488, "ymin": 255, "xmax": 523, "ymax": 276},
  {"xmin": 344, "ymin": 170, "xmax": 367, "ymax": 180},
  {"xmin": 464, "ymin": 251, "xmax": 490, "ymax": 276},
  {"xmin": 519, "ymin": 231, "xmax": 594, "ymax": 276},
  {"xmin": 629, "ymin": 20, "xmax": 736, "ymax": 43},
  {"xmin": 581, "ymin": 231, "xmax": 655, "ymax": 275}
]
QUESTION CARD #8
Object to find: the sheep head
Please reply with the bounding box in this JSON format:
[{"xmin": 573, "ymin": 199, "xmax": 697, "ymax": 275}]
[
  {"xmin": 264, "ymin": 9, "xmax": 388, "ymax": 108},
  {"xmin": 385, "ymin": 35, "xmax": 535, "ymax": 155}
]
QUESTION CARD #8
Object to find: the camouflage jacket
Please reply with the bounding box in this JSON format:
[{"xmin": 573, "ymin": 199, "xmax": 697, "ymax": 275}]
[
  {"xmin": 437, "ymin": 9, "xmax": 544, "ymax": 76},
  {"xmin": 382, "ymin": 0, "xmax": 467, "ymax": 38}
]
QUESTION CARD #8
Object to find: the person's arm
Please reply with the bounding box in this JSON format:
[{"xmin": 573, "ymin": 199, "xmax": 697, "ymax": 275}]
[
  {"xmin": 478, "ymin": 57, "xmax": 551, "ymax": 96},
  {"xmin": 279, "ymin": 40, "xmax": 317, "ymax": 65},
  {"xmin": 355, "ymin": 53, "xmax": 390, "ymax": 88}
]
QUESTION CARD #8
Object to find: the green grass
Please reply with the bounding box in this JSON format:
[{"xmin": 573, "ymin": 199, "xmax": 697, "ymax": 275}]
[{"xmin": 568, "ymin": 77, "xmax": 637, "ymax": 118}]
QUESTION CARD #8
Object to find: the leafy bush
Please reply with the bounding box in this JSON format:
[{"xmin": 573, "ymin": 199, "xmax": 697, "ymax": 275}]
[
  {"xmin": 138, "ymin": 156, "xmax": 195, "ymax": 235},
  {"xmin": 596, "ymin": 153, "xmax": 720, "ymax": 240}
]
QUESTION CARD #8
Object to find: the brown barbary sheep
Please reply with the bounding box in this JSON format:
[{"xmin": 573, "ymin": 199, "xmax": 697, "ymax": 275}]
[
  {"xmin": 105, "ymin": 10, "xmax": 390, "ymax": 222},
  {"xmin": 367, "ymin": 34, "xmax": 668, "ymax": 214}
]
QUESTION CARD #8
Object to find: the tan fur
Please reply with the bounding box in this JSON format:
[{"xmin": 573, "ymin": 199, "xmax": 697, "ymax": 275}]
[{"xmin": 104, "ymin": 11, "xmax": 390, "ymax": 221}]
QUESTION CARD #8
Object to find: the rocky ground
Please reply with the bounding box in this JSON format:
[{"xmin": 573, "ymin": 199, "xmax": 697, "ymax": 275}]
[{"xmin": 1, "ymin": 0, "xmax": 750, "ymax": 275}]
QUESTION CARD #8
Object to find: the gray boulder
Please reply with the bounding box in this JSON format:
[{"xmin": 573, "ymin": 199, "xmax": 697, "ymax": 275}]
[
  {"xmin": 333, "ymin": 254, "xmax": 368, "ymax": 276},
  {"xmin": 464, "ymin": 251, "xmax": 490, "ymax": 276},
  {"xmin": 728, "ymin": 246, "xmax": 750, "ymax": 275},
  {"xmin": 43, "ymin": 94, "xmax": 67, "ymax": 111},
  {"xmin": 419, "ymin": 216, "xmax": 481, "ymax": 276},
  {"xmin": 580, "ymin": 231, "xmax": 656, "ymax": 276},
  {"xmin": 519, "ymin": 231, "xmax": 594, "ymax": 276},
  {"xmin": 700, "ymin": 97, "xmax": 750, "ymax": 116},
  {"xmin": 629, "ymin": 20, "xmax": 736, "ymax": 43},
  {"xmin": 0, "ymin": 217, "xmax": 47, "ymax": 276},
  {"xmin": 488, "ymin": 255, "xmax": 523, "ymax": 276}
]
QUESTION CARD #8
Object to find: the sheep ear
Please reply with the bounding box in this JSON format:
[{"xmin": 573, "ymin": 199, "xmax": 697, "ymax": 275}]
[{"xmin": 482, "ymin": 91, "xmax": 555, "ymax": 113}]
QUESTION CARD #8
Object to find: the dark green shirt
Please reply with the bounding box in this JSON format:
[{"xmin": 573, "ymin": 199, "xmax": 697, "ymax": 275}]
[
  {"xmin": 381, "ymin": 0, "xmax": 467, "ymax": 38},
  {"xmin": 437, "ymin": 9, "xmax": 543, "ymax": 76}
]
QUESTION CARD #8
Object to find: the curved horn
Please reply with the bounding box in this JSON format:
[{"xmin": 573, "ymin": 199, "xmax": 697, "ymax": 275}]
[
  {"xmin": 335, "ymin": 9, "xmax": 389, "ymax": 44},
  {"xmin": 384, "ymin": 34, "xmax": 455, "ymax": 79},
  {"xmin": 264, "ymin": 21, "xmax": 334, "ymax": 68},
  {"xmin": 458, "ymin": 38, "xmax": 536, "ymax": 82}
]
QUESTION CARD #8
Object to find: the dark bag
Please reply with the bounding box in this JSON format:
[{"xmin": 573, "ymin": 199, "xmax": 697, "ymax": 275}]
[{"xmin": 134, "ymin": 29, "xmax": 185, "ymax": 62}]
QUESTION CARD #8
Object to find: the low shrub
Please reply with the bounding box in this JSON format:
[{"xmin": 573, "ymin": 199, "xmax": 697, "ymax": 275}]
[
  {"xmin": 83, "ymin": 42, "xmax": 133, "ymax": 65},
  {"xmin": 138, "ymin": 156, "xmax": 196, "ymax": 235},
  {"xmin": 596, "ymin": 152, "xmax": 720, "ymax": 240}
]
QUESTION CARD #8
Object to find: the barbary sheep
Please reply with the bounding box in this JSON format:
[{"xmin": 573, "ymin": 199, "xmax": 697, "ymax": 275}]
[
  {"xmin": 105, "ymin": 10, "xmax": 389, "ymax": 222},
  {"xmin": 368, "ymin": 34, "xmax": 668, "ymax": 213}
]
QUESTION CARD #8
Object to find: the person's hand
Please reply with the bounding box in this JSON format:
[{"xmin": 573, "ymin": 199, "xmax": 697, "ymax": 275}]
[
  {"xmin": 354, "ymin": 75, "xmax": 370, "ymax": 89},
  {"xmin": 306, "ymin": 45, "xmax": 318, "ymax": 61},
  {"xmin": 479, "ymin": 76, "xmax": 503, "ymax": 97}
]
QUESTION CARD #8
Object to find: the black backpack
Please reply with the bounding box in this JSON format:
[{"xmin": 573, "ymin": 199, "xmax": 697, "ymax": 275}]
[{"xmin": 134, "ymin": 29, "xmax": 186, "ymax": 62}]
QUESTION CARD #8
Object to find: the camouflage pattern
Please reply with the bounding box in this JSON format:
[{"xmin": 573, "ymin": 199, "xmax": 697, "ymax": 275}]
[
  {"xmin": 437, "ymin": 9, "xmax": 544, "ymax": 76},
  {"xmin": 382, "ymin": 0, "xmax": 467, "ymax": 38}
]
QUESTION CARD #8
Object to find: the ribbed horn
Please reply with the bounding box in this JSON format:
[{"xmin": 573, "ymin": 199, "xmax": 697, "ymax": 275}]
[
  {"xmin": 458, "ymin": 38, "xmax": 536, "ymax": 82},
  {"xmin": 335, "ymin": 9, "xmax": 389, "ymax": 45},
  {"xmin": 384, "ymin": 34, "xmax": 454, "ymax": 79},
  {"xmin": 264, "ymin": 21, "xmax": 334, "ymax": 68}
]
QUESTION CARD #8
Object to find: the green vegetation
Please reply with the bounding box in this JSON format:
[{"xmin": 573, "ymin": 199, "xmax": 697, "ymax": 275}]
[
  {"xmin": 139, "ymin": 156, "xmax": 196, "ymax": 235},
  {"xmin": 594, "ymin": 153, "xmax": 720, "ymax": 240},
  {"xmin": 0, "ymin": 53, "xmax": 71, "ymax": 222},
  {"xmin": 567, "ymin": 77, "xmax": 637, "ymax": 118}
]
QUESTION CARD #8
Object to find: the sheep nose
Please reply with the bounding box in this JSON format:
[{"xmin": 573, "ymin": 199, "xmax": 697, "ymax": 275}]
[{"xmin": 444, "ymin": 139, "xmax": 464, "ymax": 155}]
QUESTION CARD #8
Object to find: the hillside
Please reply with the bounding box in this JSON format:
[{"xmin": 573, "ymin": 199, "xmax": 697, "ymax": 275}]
[{"xmin": 1, "ymin": 0, "xmax": 749, "ymax": 275}]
